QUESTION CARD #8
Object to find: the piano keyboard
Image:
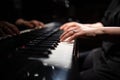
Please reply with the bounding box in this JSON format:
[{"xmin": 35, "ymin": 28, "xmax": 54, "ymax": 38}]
[
  {"xmin": 15, "ymin": 22, "xmax": 75, "ymax": 69},
  {"xmin": 0, "ymin": 22, "xmax": 78, "ymax": 80},
  {"xmin": 29, "ymin": 41, "xmax": 74, "ymax": 69}
]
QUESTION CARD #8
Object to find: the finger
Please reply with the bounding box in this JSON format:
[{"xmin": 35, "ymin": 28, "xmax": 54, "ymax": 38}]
[
  {"xmin": 38, "ymin": 22, "xmax": 44, "ymax": 27},
  {"xmin": 60, "ymin": 30, "xmax": 74, "ymax": 42},
  {"xmin": 31, "ymin": 20, "xmax": 44, "ymax": 28},
  {"xmin": 60, "ymin": 22, "xmax": 73, "ymax": 30},
  {"xmin": 67, "ymin": 31, "xmax": 88, "ymax": 42},
  {"xmin": 60, "ymin": 23, "xmax": 79, "ymax": 31},
  {"xmin": 60, "ymin": 27, "xmax": 79, "ymax": 39},
  {"xmin": 2, "ymin": 26, "xmax": 15, "ymax": 35},
  {"xmin": 25, "ymin": 22, "xmax": 34, "ymax": 28},
  {"xmin": 60, "ymin": 23, "xmax": 68, "ymax": 30},
  {"xmin": 67, "ymin": 33, "xmax": 80, "ymax": 42},
  {"xmin": 60, "ymin": 30, "xmax": 70, "ymax": 39},
  {"xmin": 0, "ymin": 28, "xmax": 6, "ymax": 36},
  {"xmin": 0, "ymin": 22, "xmax": 20, "ymax": 35},
  {"xmin": 31, "ymin": 21, "xmax": 40, "ymax": 27},
  {"xmin": 7, "ymin": 23, "xmax": 20, "ymax": 34},
  {"xmin": 64, "ymin": 24, "xmax": 77, "ymax": 31}
]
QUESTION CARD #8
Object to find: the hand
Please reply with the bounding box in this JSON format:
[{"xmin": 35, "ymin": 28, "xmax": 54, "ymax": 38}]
[
  {"xmin": 0, "ymin": 21, "xmax": 20, "ymax": 36},
  {"xmin": 16, "ymin": 18, "xmax": 45, "ymax": 28},
  {"xmin": 60, "ymin": 22, "xmax": 103, "ymax": 31},
  {"xmin": 60, "ymin": 22, "xmax": 104, "ymax": 42}
]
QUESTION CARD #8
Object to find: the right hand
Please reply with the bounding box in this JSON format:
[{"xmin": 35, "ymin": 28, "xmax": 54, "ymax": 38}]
[{"xmin": 60, "ymin": 22, "xmax": 104, "ymax": 42}]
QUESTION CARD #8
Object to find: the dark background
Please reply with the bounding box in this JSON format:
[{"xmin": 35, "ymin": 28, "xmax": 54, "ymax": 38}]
[
  {"xmin": 0, "ymin": 0, "xmax": 112, "ymax": 23},
  {"xmin": 68, "ymin": 0, "xmax": 112, "ymax": 23}
]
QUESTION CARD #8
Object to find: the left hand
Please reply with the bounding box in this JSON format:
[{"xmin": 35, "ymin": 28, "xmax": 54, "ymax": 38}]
[
  {"xmin": 0, "ymin": 21, "xmax": 20, "ymax": 36},
  {"xmin": 16, "ymin": 18, "xmax": 44, "ymax": 28}
]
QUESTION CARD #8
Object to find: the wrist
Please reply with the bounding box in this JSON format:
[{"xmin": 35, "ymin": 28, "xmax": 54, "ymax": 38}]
[
  {"xmin": 94, "ymin": 27, "xmax": 105, "ymax": 36},
  {"xmin": 85, "ymin": 27, "xmax": 105, "ymax": 37}
]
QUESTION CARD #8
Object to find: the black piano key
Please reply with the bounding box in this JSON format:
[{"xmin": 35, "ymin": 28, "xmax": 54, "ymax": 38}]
[
  {"xmin": 40, "ymin": 42, "xmax": 57, "ymax": 47},
  {"xmin": 14, "ymin": 22, "xmax": 62, "ymax": 57},
  {"xmin": 18, "ymin": 47, "xmax": 51, "ymax": 53},
  {"xmin": 17, "ymin": 52, "xmax": 49, "ymax": 58},
  {"xmin": 37, "ymin": 44, "xmax": 55, "ymax": 49}
]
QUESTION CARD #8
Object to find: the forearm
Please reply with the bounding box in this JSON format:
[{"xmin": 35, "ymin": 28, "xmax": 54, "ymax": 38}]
[
  {"xmin": 87, "ymin": 22, "xmax": 120, "ymax": 36},
  {"xmin": 100, "ymin": 27, "xmax": 120, "ymax": 35}
]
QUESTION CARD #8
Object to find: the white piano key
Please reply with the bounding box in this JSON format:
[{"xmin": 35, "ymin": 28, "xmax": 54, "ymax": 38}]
[{"xmin": 29, "ymin": 42, "xmax": 74, "ymax": 69}]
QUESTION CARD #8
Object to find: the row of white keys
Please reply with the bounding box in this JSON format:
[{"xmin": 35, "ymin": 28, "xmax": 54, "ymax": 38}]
[{"xmin": 29, "ymin": 41, "xmax": 74, "ymax": 69}]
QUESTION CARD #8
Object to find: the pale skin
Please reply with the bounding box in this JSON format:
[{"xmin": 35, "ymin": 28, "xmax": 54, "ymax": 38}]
[{"xmin": 60, "ymin": 22, "xmax": 120, "ymax": 42}]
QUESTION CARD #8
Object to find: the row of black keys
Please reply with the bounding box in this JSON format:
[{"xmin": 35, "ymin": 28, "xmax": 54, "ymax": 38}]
[{"xmin": 16, "ymin": 24, "xmax": 63, "ymax": 57}]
